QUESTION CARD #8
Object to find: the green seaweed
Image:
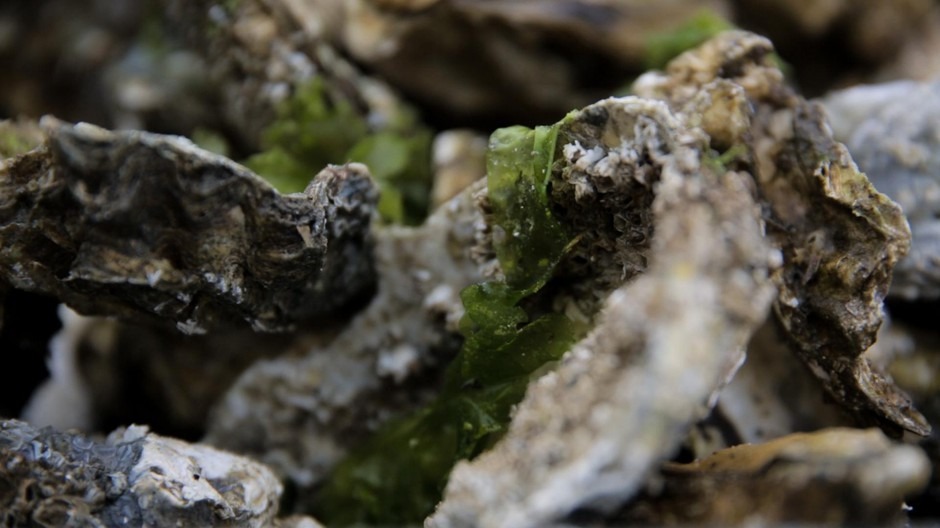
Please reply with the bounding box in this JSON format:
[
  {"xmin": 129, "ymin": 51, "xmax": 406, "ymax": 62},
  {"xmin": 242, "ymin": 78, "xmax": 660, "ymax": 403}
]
[
  {"xmin": 314, "ymin": 120, "xmax": 585, "ymax": 525},
  {"xmin": 190, "ymin": 127, "xmax": 230, "ymax": 157},
  {"xmin": 613, "ymin": 11, "xmax": 733, "ymax": 97},
  {"xmin": 0, "ymin": 123, "xmax": 43, "ymax": 159},
  {"xmin": 702, "ymin": 144, "xmax": 749, "ymax": 174},
  {"xmin": 245, "ymin": 79, "xmax": 432, "ymax": 224},
  {"xmin": 644, "ymin": 10, "xmax": 734, "ymax": 70},
  {"xmin": 0, "ymin": 133, "xmax": 39, "ymax": 159}
]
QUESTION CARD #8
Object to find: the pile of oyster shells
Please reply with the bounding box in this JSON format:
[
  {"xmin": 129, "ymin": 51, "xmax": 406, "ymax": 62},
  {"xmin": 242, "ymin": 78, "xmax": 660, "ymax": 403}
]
[{"xmin": 3, "ymin": 1, "xmax": 940, "ymax": 526}]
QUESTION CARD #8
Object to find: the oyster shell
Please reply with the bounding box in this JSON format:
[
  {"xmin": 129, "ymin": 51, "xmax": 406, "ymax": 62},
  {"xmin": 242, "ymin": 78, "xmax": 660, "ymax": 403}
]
[{"xmin": 0, "ymin": 119, "xmax": 377, "ymax": 333}]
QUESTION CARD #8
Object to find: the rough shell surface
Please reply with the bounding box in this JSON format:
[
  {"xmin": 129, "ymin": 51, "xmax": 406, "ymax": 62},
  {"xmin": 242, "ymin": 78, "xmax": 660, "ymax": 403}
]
[
  {"xmin": 634, "ymin": 30, "xmax": 928, "ymax": 437},
  {"xmin": 0, "ymin": 419, "xmax": 285, "ymax": 527},
  {"xmin": 823, "ymin": 79, "xmax": 940, "ymax": 300},
  {"xmin": 0, "ymin": 119, "xmax": 378, "ymax": 333}
]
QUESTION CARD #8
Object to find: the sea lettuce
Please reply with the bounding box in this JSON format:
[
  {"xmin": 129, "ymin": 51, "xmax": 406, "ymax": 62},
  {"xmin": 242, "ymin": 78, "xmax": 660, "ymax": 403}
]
[
  {"xmin": 644, "ymin": 10, "xmax": 733, "ymax": 70},
  {"xmin": 245, "ymin": 78, "xmax": 432, "ymax": 224},
  {"xmin": 315, "ymin": 120, "xmax": 585, "ymax": 525}
]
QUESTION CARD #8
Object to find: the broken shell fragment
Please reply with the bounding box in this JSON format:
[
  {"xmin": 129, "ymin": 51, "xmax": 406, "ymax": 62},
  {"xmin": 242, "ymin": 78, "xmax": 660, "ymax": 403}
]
[
  {"xmin": 622, "ymin": 428, "xmax": 931, "ymax": 525},
  {"xmin": 0, "ymin": 418, "xmax": 290, "ymax": 527}
]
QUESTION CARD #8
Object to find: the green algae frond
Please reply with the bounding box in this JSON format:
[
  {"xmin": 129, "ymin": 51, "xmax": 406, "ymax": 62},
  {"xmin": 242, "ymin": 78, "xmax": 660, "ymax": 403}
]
[
  {"xmin": 315, "ymin": 120, "xmax": 585, "ymax": 525},
  {"xmin": 0, "ymin": 134, "xmax": 39, "ymax": 159},
  {"xmin": 245, "ymin": 79, "xmax": 432, "ymax": 224},
  {"xmin": 0, "ymin": 121, "xmax": 44, "ymax": 159},
  {"xmin": 644, "ymin": 10, "xmax": 733, "ymax": 70},
  {"xmin": 190, "ymin": 127, "xmax": 230, "ymax": 157}
]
